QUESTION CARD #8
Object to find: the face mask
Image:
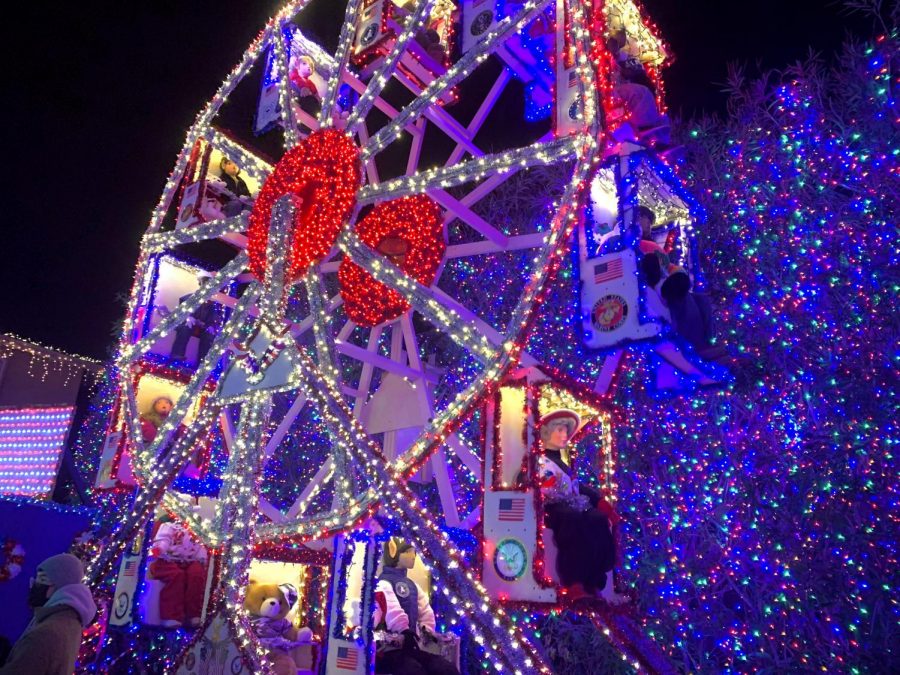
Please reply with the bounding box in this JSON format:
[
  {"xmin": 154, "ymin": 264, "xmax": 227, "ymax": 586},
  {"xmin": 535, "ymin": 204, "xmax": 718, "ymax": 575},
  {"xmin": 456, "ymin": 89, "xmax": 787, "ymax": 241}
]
[{"xmin": 28, "ymin": 582, "xmax": 52, "ymax": 608}]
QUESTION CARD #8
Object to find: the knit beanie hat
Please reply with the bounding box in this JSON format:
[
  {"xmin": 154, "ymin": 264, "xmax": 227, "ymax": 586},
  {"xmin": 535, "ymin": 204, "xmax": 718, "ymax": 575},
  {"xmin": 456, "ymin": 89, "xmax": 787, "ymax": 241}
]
[{"xmin": 38, "ymin": 553, "xmax": 85, "ymax": 587}]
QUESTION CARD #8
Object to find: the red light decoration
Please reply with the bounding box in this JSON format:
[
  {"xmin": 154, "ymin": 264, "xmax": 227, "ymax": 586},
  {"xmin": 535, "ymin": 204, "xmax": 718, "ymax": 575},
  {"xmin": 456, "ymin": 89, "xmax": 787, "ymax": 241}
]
[
  {"xmin": 338, "ymin": 195, "xmax": 445, "ymax": 327},
  {"xmin": 248, "ymin": 129, "xmax": 361, "ymax": 284}
]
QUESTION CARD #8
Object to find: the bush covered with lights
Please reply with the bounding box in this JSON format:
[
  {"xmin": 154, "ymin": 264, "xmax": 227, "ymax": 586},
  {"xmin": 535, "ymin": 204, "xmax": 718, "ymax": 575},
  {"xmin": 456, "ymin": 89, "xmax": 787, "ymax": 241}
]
[{"xmin": 585, "ymin": 30, "xmax": 899, "ymax": 673}]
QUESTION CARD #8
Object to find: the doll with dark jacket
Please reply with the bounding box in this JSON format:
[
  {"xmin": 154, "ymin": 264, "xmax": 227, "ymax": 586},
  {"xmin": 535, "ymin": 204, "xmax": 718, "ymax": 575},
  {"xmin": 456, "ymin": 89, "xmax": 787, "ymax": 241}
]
[
  {"xmin": 170, "ymin": 272, "xmax": 226, "ymax": 364},
  {"xmin": 373, "ymin": 538, "xmax": 459, "ymax": 675},
  {"xmin": 538, "ymin": 409, "xmax": 625, "ymax": 602}
]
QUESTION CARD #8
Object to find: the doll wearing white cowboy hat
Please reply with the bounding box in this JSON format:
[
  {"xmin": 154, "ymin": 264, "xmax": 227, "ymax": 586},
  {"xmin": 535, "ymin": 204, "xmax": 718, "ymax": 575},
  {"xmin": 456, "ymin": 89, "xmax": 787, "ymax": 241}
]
[{"xmin": 537, "ymin": 408, "xmax": 625, "ymax": 603}]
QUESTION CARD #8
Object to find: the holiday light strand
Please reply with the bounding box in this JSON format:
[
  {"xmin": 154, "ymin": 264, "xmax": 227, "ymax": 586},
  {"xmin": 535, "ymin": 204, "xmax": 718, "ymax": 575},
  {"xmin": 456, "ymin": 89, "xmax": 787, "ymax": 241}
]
[
  {"xmin": 345, "ymin": 0, "xmax": 439, "ymax": 134},
  {"xmin": 141, "ymin": 213, "xmax": 249, "ymax": 253},
  {"xmin": 284, "ymin": 346, "xmax": 552, "ymax": 673},
  {"xmin": 272, "ymin": 19, "xmax": 301, "ymax": 149},
  {"xmin": 318, "ymin": 0, "xmax": 366, "ymax": 127},
  {"xmin": 357, "ymin": 135, "xmax": 581, "ymax": 205},
  {"xmin": 361, "ymin": 0, "xmax": 554, "ymax": 161}
]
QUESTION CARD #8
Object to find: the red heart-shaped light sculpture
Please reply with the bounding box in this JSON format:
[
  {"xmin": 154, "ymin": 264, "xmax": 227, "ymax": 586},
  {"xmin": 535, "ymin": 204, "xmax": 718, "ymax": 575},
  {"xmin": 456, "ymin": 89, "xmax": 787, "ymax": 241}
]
[
  {"xmin": 338, "ymin": 195, "xmax": 444, "ymax": 327},
  {"xmin": 248, "ymin": 129, "xmax": 361, "ymax": 284}
]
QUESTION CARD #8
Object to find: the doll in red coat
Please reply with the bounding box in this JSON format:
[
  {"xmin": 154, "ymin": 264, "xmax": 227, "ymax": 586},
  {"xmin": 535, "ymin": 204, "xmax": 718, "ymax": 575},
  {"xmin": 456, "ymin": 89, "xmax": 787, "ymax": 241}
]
[{"xmin": 148, "ymin": 517, "xmax": 208, "ymax": 627}]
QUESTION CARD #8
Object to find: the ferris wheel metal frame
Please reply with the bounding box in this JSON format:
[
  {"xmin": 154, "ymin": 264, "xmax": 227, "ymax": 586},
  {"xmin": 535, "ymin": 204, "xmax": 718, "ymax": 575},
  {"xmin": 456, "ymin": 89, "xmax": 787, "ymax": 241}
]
[{"xmin": 85, "ymin": 0, "xmax": 636, "ymax": 671}]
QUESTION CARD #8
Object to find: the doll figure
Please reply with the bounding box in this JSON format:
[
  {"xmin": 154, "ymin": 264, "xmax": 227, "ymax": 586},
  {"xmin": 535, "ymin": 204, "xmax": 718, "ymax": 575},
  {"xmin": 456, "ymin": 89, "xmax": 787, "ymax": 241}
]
[
  {"xmin": 290, "ymin": 55, "xmax": 319, "ymax": 98},
  {"xmin": 289, "ymin": 53, "xmax": 321, "ymax": 117},
  {"xmin": 140, "ymin": 396, "xmax": 173, "ymax": 443},
  {"xmin": 538, "ymin": 409, "xmax": 623, "ymax": 601},
  {"xmin": 170, "ymin": 272, "xmax": 226, "ymax": 365},
  {"xmin": 219, "ymin": 157, "xmax": 251, "ymax": 199},
  {"xmin": 148, "ymin": 516, "xmax": 208, "ymax": 627},
  {"xmin": 218, "ymin": 157, "xmax": 253, "ymax": 216},
  {"xmin": 373, "ymin": 538, "xmax": 459, "ymax": 675}
]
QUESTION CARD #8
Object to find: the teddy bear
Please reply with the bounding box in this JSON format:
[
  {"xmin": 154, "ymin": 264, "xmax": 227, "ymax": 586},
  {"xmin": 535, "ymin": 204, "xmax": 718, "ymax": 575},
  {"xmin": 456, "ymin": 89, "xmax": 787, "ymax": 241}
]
[{"xmin": 244, "ymin": 581, "xmax": 314, "ymax": 675}]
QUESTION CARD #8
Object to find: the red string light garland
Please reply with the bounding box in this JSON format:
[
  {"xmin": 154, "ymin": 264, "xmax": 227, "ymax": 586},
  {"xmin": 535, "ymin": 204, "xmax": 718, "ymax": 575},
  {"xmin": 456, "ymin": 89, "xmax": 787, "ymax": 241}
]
[
  {"xmin": 338, "ymin": 195, "xmax": 445, "ymax": 327},
  {"xmin": 248, "ymin": 129, "xmax": 362, "ymax": 284}
]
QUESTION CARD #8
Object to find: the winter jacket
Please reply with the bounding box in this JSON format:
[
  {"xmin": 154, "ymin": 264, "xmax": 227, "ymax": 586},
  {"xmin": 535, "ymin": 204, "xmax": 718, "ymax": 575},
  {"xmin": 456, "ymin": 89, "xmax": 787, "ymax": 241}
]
[
  {"xmin": 373, "ymin": 569, "xmax": 435, "ymax": 635},
  {"xmin": 0, "ymin": 583, "xmax": 96, "ymax": 675}
]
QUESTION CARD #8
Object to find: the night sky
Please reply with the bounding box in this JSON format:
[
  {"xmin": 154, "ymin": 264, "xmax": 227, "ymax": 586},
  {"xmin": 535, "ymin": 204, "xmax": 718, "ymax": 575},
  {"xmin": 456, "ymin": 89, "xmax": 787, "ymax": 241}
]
[{"xmin": 0, "ymin": 1, "xmax": 874, "ymax": 359}]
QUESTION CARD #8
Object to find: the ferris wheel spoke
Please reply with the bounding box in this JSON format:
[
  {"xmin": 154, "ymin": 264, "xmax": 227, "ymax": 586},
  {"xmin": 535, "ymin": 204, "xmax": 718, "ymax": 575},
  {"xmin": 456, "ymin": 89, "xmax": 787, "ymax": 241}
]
[
  {"xmin": 350, "ymin": 325, "xmax": 384, "ymax": 414},
  {"xmin": 360, "ymin": 0, "xmax": 552, "ymax": 162},
  {"xmin": 142, "ymin": 214, "xmax": 249, "ymax": 253},
  {"xmin": 357, "ymin": 136, "xmax": 579, "ymax": 205},
  {"xmin": 318, "ymin": 0, "xmax": 365, "ymax": 127},
  {"xmin": 214, "ymin": 394, "xmax": 274, "ymax": 538},
  {"xmin": 285, "ymin": 457, "xmax": 335, "ymax": 520},
  {"xmin": 445, "ymin": 432, "xmax": 483, "ymax": 479},
  {"xmin": 258, "ymin": 497, "xmax": 285, "ymax": 524},
  {"xmin": 119, "ymin": 253, "xmax": 249, "ymax": 367},
  {"xmin": 273, "ymin": 21, "xmax": 302, "ymax": 148},
  {"xmin": 263, "ymin": 392, "xmax": 308, "ymax": 459},
  {"xmin": 447, "ymin": 69, "xmax": 512, "ymax": 166},
  {"xmin": 290, "ymin": 293, "xmax": 344, "ymax": 340},
  {"xmin": 339, "ymin": 231, "xmax": 498, "ymax": 364},
  {"xmin": 354, "ymin": 120, "xmax": 381, "ymax": 184},
  {"xmin": 391, "ymin": 68, "xmax": 483, "ymax": 158},
  {"xmin": 430, "ymin": 449, "xmax": 461, "ymax": 527},
  {"xmin": 445, "ymin": 231, "xmax": 547, "ymax": 258},
  {"xmin": 335, "ymin": 337, "xmax": 438, "ymax": 390},
  {"xmin": 445, "ymin": 166, "xmax": 520, "ymax": 229},
  {"xmin": 435, "ymin": 189, "xmax": 509, "ymax": 246},
  {"xmin": 304, "ymin": 265, "xmax": 339, "ymax": 381},
  {"xmin": 345, "ymin": 0, "xmax": 438, "ymax": 134}
]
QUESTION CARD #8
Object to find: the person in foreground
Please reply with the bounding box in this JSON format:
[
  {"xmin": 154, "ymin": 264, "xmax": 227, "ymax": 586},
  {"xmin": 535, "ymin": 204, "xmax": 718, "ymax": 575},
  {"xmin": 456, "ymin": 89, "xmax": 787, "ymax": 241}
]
[{"xmin": 0, "ymin": 553, "xmax": 97, "ymax": 675}]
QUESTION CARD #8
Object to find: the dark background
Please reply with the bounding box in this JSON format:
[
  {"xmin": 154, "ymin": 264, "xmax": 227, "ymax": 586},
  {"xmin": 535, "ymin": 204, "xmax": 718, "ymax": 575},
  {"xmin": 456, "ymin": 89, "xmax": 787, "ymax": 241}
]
[{"xmin": 0, "ymin": 1, "xmax": 876, "ymax": 359}]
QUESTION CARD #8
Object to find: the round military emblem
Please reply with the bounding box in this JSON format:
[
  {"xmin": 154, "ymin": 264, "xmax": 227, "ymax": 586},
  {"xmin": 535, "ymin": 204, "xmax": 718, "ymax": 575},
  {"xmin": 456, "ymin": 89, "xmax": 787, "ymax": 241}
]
[
  {"xmin": 230, "ymin": 656, "xmax": 244, "ymax": 674},
  {"xmin": 568, "ymin": 96, "xmax": 580, "ymax": 121},
  {"xmin": 114, "ymin": 591, "xmax": 130, "ymax": 619},
  {"xmin": 361, "ymin": 23, "xmax": 379, "ymax": 46},
  {"xmin": 471, "ymin": 11, "xmax": 493, "ymax": 36},
  {"xmin": 394, "ymin": 580, "xmax": 411, "ymax": 598},
  {"xmin": 591, "ymin": 294, "xmax": 628, "ymax": 332},
  {"xmin": 494, "ymin": 538, "xmax": 528, "ymax": 582}
]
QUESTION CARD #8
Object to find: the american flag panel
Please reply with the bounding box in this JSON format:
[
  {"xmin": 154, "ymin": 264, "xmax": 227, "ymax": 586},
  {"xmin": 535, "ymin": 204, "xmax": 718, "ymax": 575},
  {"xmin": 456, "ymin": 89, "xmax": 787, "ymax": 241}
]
[
  {"xmin": 594, "ymin": 258, "xmax": 623, "ymax": 283},
  {"xmin": 498, "ymin": 497, "xmax": 526, "ymax": 522},
  {"xmin": 336, "ymin": 646, "xmax": 359, "ymax": 670}
]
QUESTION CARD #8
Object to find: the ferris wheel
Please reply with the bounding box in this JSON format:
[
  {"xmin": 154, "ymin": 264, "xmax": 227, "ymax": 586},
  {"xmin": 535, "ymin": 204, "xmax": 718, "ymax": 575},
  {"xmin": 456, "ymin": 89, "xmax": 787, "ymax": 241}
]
[{"xmin": 83, "ymin": 0, "xmax": 690, "ymax": 672}]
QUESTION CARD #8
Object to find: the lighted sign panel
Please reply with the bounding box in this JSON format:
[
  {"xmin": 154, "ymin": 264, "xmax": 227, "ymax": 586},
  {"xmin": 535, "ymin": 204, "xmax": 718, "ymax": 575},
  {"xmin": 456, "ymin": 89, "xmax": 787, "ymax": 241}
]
[{"xmin": 0, "ymin": 406, "xmax": 74, "ymax": 499}]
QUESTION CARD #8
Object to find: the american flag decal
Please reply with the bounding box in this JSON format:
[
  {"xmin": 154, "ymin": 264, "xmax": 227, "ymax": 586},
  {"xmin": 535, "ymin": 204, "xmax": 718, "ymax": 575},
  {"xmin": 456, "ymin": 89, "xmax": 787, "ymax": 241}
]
[
  {"xmin": 498, "ymin": 497, "xmax": 526, "ymax": 522},
  {"xmin": 568, "ymin": 68, "xmax": 579, "ymax": 88},
  {"xmin": 123, "ymin": 559, "xmax": 138, "ymax": 577},
  {"xmin": 594, "ymin": 258, "xmax": 623, "ymax": 283},
  {"xmin": 336, "ymin": 646, "xmax": 359, "ymax": 670}
]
